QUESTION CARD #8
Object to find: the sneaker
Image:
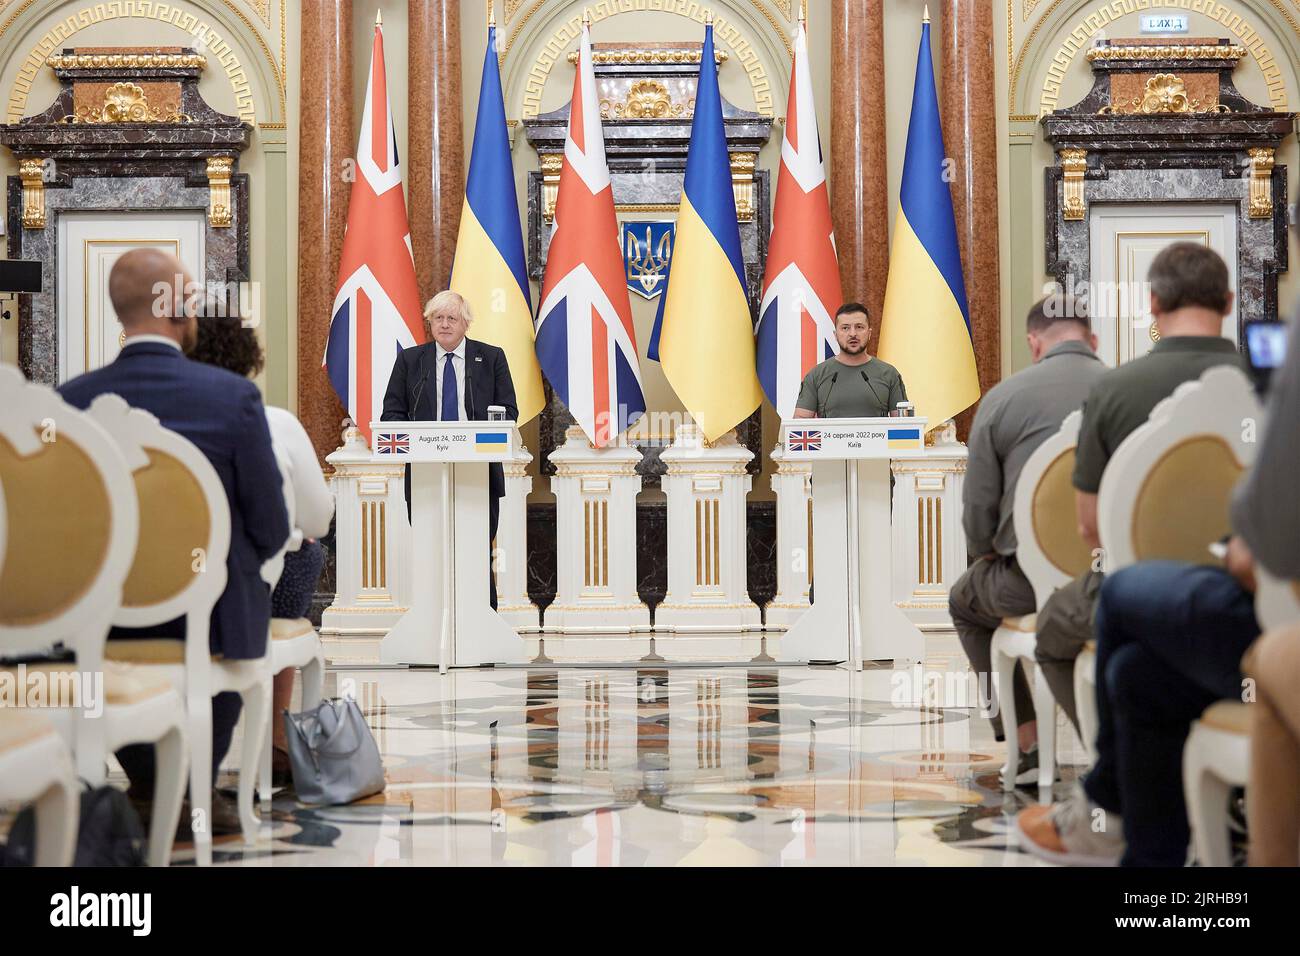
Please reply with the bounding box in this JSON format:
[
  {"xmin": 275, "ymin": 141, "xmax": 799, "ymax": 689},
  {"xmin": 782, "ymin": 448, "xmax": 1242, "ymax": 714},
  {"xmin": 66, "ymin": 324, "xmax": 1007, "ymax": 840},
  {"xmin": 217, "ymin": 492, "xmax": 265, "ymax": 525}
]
[
  {"xmin": 1016, "ymin": 783, "xmax": 1124, "ymax": 866},
  {"xmin": 1000, "ymin": 745, "xmax": 1039, "ymax": 788}
]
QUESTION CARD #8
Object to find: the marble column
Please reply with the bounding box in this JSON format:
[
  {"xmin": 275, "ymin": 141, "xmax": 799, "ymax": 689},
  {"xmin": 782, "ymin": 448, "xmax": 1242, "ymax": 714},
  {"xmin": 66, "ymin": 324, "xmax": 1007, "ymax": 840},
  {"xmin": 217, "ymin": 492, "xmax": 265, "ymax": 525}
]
[
  {"xmin": 830, "ymin": 0, "xmax": 890, "ymax": 355},
  {"xmin": 940, "ymin": 0, "xmax": 1001, "ymax": 435},
  {"xmin": 408, "ymin": 0, "xmax": 465, "ymax": 300},
  {"xmin": 297, "ymin": 0, "xmax": 353, "ymax": 464}
]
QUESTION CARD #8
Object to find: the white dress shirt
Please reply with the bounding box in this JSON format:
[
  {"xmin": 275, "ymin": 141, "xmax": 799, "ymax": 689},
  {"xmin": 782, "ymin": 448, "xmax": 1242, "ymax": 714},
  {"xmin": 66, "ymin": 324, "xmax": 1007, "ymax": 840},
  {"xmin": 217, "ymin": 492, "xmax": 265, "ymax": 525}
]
[
  {"xmin": 122, "ymin": 333, "xmax": 182, "ymax": 351},
  {"xmin": 434, "ymin": 339, "xmax": 468, "ymax": 421}
]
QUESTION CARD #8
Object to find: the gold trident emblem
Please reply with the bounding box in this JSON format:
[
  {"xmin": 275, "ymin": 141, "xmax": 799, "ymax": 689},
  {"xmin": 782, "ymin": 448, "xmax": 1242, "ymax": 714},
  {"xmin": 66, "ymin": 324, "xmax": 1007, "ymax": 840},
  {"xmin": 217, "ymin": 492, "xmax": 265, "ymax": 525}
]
[{"xmin": 625, "ymin": 224, "xmax": 673, "ymax": 298}]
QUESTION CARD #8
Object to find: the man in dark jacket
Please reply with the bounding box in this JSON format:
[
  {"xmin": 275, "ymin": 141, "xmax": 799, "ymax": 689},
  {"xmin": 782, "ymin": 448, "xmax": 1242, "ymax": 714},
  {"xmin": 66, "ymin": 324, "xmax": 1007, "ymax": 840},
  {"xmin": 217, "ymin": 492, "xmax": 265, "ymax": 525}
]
[{"xmin": 381, "ymin": 290, "xmax": 518, "ymax": 608}]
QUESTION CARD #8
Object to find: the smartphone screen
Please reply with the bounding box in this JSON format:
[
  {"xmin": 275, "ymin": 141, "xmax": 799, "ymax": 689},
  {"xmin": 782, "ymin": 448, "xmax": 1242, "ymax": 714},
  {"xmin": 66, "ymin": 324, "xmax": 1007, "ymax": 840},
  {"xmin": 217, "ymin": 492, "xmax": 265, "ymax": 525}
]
[{"xmin": 1246, "ymin": 322, "xmax": 1288, "ymax": 370}]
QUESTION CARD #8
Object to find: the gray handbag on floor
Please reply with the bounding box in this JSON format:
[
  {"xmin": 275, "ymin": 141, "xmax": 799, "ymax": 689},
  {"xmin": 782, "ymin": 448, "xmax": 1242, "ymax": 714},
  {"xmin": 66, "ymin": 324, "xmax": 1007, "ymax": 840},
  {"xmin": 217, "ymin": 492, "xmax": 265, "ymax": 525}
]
[{"xmin": 283, "ymin": 697, "xmax": 385, "ymax": 806}]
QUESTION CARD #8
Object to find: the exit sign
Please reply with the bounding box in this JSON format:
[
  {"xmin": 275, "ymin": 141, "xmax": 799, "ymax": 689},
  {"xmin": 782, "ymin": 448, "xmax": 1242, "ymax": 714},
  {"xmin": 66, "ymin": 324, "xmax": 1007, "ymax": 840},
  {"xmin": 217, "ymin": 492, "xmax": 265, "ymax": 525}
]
[{"xmin": 1140, "ymin": 14, "xmax": 1190, "ymax": 33}]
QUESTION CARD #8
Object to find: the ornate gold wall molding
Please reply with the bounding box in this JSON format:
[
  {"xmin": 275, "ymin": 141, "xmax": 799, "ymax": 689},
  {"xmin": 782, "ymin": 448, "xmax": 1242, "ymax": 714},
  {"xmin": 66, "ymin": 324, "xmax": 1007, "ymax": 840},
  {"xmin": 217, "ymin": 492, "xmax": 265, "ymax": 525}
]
[
  {"xmin": 1020, "ymin": 0, "xmax": 1291, "ymax": 118},
  {"xmin": 1248, "ymin": 146, "xmax": 1275, "ymax": 218},
  {"xmin": 516, "ymin": 1, "xmax": 780, "ymax": 120},
  {"xmin": 2, "ymin": 1, "xmax": 286, "ymax": 125}
]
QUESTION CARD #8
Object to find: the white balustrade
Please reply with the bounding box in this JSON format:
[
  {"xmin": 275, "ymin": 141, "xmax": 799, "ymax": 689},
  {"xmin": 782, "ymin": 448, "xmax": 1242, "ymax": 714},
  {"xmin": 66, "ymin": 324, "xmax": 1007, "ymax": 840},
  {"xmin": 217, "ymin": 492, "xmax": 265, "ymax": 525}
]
[
  {"xmin": 765, "ymin": 442, "xmax": 812, "ymax": 631},
  {"xmin": 890, "ymin": 421, "xmax": 968, "ymax": 630},
  {"xmin": 654, "ymin": 425, "xmax": 761, "ymax": 634},
  {"xmin": 496, "ymin": 443, "xmax": 540, "ymax": 631}
]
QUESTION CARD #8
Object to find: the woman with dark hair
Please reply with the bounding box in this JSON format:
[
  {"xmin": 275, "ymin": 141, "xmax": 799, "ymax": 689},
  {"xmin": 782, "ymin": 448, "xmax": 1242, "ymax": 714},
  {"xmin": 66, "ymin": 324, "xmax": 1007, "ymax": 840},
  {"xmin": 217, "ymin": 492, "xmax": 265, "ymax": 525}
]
[{"xmin": 190, "ymin": 314, "xmax": 335, "ymax": 787}]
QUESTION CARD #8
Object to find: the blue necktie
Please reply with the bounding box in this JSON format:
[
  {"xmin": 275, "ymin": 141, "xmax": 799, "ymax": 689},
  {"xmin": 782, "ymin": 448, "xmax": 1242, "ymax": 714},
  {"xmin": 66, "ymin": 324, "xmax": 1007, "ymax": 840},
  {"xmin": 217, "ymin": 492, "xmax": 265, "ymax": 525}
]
[{"xmin": 440, "ymin": 352, "xmax": 459, "ymax": 421}]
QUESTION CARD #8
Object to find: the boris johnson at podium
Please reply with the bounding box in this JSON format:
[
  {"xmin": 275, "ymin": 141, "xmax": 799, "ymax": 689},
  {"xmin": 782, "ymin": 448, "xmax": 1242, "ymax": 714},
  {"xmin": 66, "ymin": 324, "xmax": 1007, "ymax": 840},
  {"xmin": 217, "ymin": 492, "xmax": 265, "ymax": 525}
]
[{"xmin": 381, "ymin": 290, "xmax": 518, "ymax": 608}]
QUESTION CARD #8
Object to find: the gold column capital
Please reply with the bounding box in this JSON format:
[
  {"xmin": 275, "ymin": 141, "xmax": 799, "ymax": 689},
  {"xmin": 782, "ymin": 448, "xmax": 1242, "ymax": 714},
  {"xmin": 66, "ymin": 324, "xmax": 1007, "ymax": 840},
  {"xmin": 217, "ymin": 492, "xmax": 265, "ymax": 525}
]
[
  {"xmin": 19, "ymin": 157, "xmax": 46, "ymax": 229},
  {"xmin": 206, "ymin": 155, "xmax": 234, "ymax": 228},
  {"xmin": 1060, "ymin": 148, "xmax": 1087, "ymax": 222}
]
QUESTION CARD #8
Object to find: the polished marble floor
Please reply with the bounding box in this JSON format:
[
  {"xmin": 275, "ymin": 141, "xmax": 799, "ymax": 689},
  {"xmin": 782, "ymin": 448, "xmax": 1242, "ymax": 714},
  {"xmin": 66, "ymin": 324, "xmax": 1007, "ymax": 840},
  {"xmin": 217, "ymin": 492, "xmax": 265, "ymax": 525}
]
[{"xmin": 184, "ymin": 633, "xmax": 1088, "ymax": 866}]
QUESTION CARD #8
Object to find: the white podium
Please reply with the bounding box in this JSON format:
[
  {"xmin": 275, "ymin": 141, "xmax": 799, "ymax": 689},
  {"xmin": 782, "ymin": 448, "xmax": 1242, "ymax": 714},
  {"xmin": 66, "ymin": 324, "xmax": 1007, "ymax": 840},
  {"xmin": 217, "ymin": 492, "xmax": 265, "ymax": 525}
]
[
  {"xmin": 371, "ymin": 421, "xmax": 529, "ymax": 670},
  {"xmin": 778, "ymin": 418, "xmax": 928, "ymax": 668}
]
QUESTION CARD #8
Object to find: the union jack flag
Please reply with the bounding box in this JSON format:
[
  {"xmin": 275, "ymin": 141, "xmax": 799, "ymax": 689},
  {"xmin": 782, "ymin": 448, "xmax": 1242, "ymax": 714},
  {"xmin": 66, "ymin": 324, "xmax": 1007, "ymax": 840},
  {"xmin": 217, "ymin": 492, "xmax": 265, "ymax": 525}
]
[
  {"xmin": 755, "ymin": 21, "xmax": 843, "ymax": 420},
  {"xmin": 375, "ymin": 433, "xmax": 409, "ymax": 455},
  {"xmin": 321, "ymin": 20, "xmax": 424, "ymax": 443},
  {"xmin": 788, "ymin": 429, "xmax": 822, "ymax": 452},
  {"xmin": 535, "ymin": 22, "xmax": 646, "ymax": 448}
]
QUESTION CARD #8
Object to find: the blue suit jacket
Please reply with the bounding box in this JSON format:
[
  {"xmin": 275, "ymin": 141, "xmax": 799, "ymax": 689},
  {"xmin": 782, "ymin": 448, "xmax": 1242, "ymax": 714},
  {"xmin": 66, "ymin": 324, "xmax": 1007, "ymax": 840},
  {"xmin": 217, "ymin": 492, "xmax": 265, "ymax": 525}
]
[{"xmin": 59, "ymin": 342, "xmax": 290, "ymax": 660}]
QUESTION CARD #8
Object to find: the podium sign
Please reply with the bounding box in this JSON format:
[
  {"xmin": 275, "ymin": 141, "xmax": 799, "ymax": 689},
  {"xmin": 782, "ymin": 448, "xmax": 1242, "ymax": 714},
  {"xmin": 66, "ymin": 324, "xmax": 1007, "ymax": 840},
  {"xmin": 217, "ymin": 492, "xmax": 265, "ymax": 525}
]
[
  {"xmin": 371, "ymin": 420, "xmax": 527, "ymax": 670},
  {"xmin": 783, "ymin": 420, "xmax": 926, "ymax": 459},
  {"xmin": 778, "ymin": 417, "xmax": 927, "ymax": 667},
  {"xmin": 372, "ymin": 423, "xmax": 514, "ymax": 462}
]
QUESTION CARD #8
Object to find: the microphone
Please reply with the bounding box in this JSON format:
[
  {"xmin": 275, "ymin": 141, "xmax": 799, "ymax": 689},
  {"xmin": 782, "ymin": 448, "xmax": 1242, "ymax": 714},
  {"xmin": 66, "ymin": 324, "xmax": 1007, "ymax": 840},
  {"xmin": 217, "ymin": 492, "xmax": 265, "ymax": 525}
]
[
  {"xmin": 817, "ymin": 371, "xmax": 839, "ymax": 417},
  {"xmin": 464, "ymin": 361, "xmax": 478, "ymax": 421},
  {"xmin": 410, "ymin": 350, "xmax": 432, "ymax": 420},
  {"xmin": 861, "ymin": 370, "xmax": 887, "ymax": 414}
]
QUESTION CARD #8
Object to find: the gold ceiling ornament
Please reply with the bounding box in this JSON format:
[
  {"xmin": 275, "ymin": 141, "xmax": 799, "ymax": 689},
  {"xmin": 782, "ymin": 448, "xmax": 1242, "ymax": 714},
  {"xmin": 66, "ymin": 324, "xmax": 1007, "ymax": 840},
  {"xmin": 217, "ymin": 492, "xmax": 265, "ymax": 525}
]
[
  {"xmin": 600, "ymin": 78, "xmax": 693, "ymax": 121},
  {"xmin": 206, "ymin": 156, "xmax": 235, "ymax": 228},
  {"xmin": 1084, "ymin": 44, "xmax": 1247, "ymax": 63},
  {"xmin": 64, "ymin": 82, "xmax": 191, "ymax": 124},
  {"xmin": 565, "ymin": 48, "xmax": 727, "ymax": 65},
  {"xmin": 1059, "ymin": 148, "xmax": 1087, "ymax": 222},
  {"xmin": 18, "ymin": 157, "xmax": 46, "ymax": 230},
  {"xmin": 1248, "ymin": 147, "xmax": 1276, "ymax": 220},
  {"xmin": 46, "ymin": 53, "xmax": 207, "ymax": 70},
  {"xmin": 1098, "ymin": 73, "xmax": 1231, "ymax": 116}
]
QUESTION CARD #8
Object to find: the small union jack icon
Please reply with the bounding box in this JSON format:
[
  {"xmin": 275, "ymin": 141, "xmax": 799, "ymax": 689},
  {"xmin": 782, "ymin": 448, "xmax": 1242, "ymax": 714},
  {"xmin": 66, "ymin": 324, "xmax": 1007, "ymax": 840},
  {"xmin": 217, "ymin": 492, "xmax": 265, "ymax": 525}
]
[
  {"xmin": 376, "ymin": 433, "xmax": 409, "ymax": 454},
  {"xmin": 788, "ymin": 429, "xmax": 821, "ymax": 452}
]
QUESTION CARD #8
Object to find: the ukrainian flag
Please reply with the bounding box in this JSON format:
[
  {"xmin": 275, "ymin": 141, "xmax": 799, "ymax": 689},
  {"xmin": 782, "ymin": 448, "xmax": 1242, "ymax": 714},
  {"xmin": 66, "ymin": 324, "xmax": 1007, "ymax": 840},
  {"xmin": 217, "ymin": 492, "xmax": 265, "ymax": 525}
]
[
  {"xmin": 449, "ymin": 24, "xmax": 546, "ymax": 424},
  {"xmin": 877, "ymin": 12, "xmax": 980, "ymax": 432},
  {"xmin": 657, "ymin": 21, "xmax": 763, "ymax": 443}
]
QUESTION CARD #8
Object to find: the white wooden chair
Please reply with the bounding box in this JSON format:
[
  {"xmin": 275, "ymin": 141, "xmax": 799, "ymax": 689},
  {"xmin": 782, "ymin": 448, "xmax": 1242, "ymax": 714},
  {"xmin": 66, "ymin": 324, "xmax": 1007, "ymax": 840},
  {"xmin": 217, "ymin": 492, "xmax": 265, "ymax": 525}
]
[
  {"xmin": 1183, "ymin": 568, "xmax": 1300, "ymax": 866},
  {"xmin": 0, "ymin": 477, "xmax": 78, "ymax": 866},
  {"xmin": 991, "ymin": 409, "xmax": 1095, "ymax": 792},
  {"xmin": 1088, "ymin": 365, "xmax": 1260, "ymax": 866},
  {"xmin": 87, "ymin": 394, "xmax": 271, "ymax": 867},
  {"xmin": 0, "ymin": 369, "xmax": 188, "ymax": 866}
]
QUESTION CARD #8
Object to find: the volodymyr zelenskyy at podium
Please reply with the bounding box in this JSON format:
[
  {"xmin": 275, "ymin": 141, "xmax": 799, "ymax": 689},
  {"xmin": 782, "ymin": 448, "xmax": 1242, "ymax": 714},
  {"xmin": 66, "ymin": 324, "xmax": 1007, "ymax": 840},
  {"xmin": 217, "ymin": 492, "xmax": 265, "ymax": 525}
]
[
  {"xmin": 381, "ymin": 290, "xmax": 518, "ymax": 608},
  {"xmin": 792, "ymin": 302, "xmax": 908, "ymax": 419}
]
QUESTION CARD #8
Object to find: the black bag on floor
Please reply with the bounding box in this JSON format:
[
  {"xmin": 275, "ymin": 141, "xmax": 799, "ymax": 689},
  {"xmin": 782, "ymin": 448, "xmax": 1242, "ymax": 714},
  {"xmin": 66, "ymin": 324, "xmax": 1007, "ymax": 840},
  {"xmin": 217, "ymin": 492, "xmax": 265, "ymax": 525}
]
[{"xmin": 2, "ymin": 783, "xmax": 146, "ymax": 867}]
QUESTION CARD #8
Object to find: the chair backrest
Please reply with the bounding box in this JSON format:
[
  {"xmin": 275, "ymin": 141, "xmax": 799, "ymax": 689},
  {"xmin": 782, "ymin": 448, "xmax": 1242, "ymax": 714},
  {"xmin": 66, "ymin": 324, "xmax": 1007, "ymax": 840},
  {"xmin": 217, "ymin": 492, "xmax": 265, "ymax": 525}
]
[
  {"xmin": 1098, "ymin": 365, "xmax": 1260, "ymax": 573},
  {"xmin": 1012, "ymin": 410, "xmax": 1093, "ymax": 611},
  {"xmin": 0, "ymin": 367, "xmax": 139, "ymax": 665},
  {"xmin": 85, "ymin": 395, "xmax": 231, "ymax": 639},
  {"xmin": 1255, "ymin": 567, "xmax": 1300, "ymax": 633}
]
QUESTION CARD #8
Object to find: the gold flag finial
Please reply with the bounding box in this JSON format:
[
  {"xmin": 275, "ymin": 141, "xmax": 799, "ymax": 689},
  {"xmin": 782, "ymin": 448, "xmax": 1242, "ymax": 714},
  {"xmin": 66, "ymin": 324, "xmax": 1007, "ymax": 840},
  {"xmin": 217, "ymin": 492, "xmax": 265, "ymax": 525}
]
[
  {"xmin": 375, "ymin": 8, "xmax": 382, "ymax": 26},
  {"xmin": 923, "ymin": 5, "xmax": 931, "ymax": 23},
  {"xmin": 800, "ymin": 0, "xmax": 807, "ymax": 24},
  {"xmin": 583, "ymin": 7, "xmax": 591, "ymax": 27},
  {"xmin": 705, "ymin": 8, "xmax": 714, "ymax": 26},
  {"xmin": 487, "ymin": 0, "xmax": 495, "ymax": 29}
]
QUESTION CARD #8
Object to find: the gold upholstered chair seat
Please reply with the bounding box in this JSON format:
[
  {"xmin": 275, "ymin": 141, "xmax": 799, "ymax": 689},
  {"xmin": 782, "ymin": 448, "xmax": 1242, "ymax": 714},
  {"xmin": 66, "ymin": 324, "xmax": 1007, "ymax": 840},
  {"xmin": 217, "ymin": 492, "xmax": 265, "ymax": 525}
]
[
  {"xmin": 1198, "ymin": 700, "xmax": 1251, "ymax": 736},
  {"xmin": 0, "ymin": 709, "xmax": 60, "ymax": 754},
  {"xmin": 0, "ymin": 660, "xmax": 174, "ymax": 707},
  {"xmin": 103, "ymin": 639, "xmax": 221, "ymax": 665},
  {"xmin": 271, "ymin": 618, "xmax": 314, "ymax": 641}
]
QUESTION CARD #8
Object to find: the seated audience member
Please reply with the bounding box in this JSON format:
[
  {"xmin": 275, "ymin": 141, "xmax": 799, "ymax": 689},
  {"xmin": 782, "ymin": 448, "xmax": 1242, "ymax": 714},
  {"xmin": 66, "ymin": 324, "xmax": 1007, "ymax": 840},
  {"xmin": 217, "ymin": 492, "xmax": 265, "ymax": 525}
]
[
  {"xmin": 1233, "ymin": 315, "xmax": 1300, "ymax": 867},
  {"xmin": 1017, "ymin": 313, "xmax": 1297, "ymax": 868},
  {"xmin": 58, "ymin": 249, "xmax": 290, "ymax": 833},
  {"xmin": 189, "ymin": 314, "xmax": 335, "ymax": 788},
  {"xmin": 950, "ymin": 294, "xmax": 1103, "ymax": 784},
  {"xmin": 1033, "ymin": 243, "xmax": 1246, "ymax": 732}
]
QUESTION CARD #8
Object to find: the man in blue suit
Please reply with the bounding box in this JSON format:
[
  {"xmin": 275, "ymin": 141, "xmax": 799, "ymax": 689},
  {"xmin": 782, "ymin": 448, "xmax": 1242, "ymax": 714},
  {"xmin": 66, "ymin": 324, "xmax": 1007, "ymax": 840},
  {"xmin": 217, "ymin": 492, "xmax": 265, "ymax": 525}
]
[{"xmin": 60, "ymin": 248, "xmax": 289, "ymax": 833}]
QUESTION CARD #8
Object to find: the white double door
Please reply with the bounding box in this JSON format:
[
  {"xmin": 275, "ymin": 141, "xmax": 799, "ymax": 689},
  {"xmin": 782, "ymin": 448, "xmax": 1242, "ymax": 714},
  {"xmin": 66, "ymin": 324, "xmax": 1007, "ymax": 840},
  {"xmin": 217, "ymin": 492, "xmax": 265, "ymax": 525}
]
[
  {"xmin": 57, "ymin": 211, "xmax": 205, "ymax": 382},
  {"xmin": 1088, "ymin": 203, "xmax": 1238, "ymax": 367}
]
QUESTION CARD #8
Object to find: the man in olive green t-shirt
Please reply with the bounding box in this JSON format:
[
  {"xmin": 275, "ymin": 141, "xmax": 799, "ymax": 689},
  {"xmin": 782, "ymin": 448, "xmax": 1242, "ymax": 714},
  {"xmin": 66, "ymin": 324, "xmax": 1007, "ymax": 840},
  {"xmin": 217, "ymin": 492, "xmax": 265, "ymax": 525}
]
[
  {"xmin": 1034, "ymin": 242, "xmax": 1247, "ymax": 732},
  {"xmin": 794, "ymin": 302, "xmax": 907, "ymax": 418}
]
